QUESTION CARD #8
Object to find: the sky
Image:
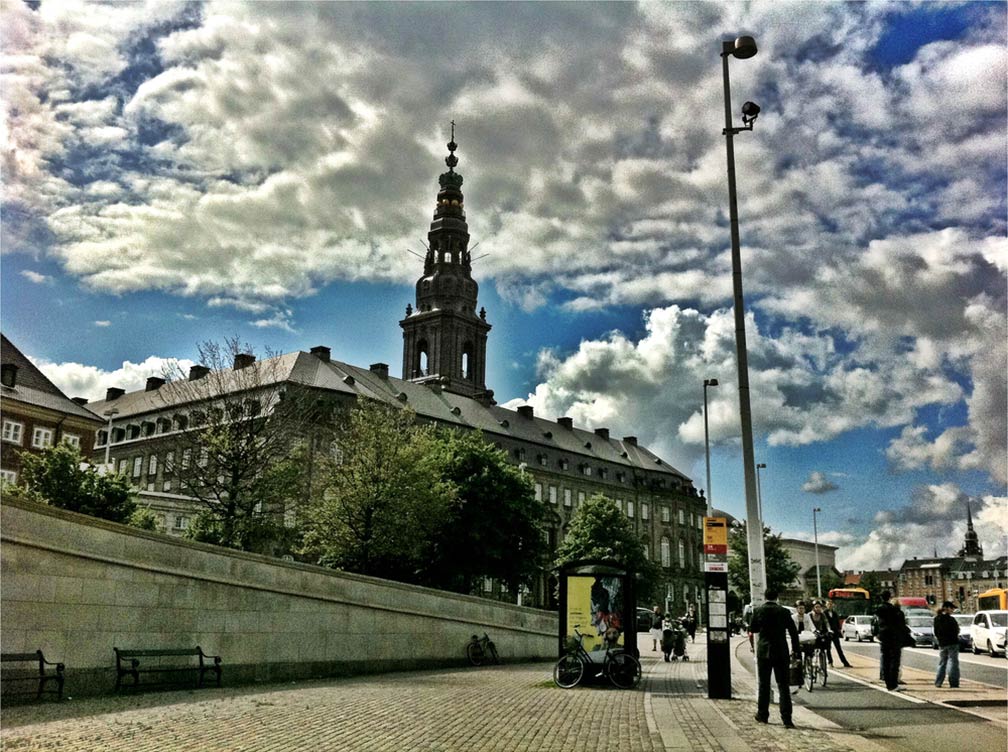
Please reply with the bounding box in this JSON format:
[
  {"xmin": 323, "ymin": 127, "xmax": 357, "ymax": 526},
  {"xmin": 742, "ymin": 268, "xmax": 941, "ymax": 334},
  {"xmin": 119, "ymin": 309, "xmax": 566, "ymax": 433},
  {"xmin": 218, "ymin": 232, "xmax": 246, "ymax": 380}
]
[{"xmin": 3, "ymin": 0, "xmax": 1006, "ymax": 574}]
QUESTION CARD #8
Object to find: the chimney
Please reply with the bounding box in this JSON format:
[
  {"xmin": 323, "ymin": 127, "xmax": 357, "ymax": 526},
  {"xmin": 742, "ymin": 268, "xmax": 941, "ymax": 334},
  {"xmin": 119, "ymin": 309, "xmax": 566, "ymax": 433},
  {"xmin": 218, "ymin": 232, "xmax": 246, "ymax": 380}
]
[
  {"xmin": 310, "ymin": 345, "xmax": 331, "ymax": 363},
  {"xmin": 370, "ymin": 363, "xmax": 389, "ymax": 379},
  {"xmin": 233, "ymin": 353, "xmax": 256, "ymax": 370},
  {"xmin": 594, "ymin": 427, "xmax": 610, "ymax": 440},
  {"xmin": 557, "ymin": 417, "xmax": 573, "ymax": 430},
  {"xmin": 145, "ymin": 376, "xmax": 166, "ymax": 392},
  {"xmin": 0, "ymin": 363, "xmax": 18, "ymax": 388},
  {"xmin": 188, "ymin": 365, "xmax": 210, "ymax": 381},
  {"xmin": 427, "ymin": 381, "xmax": 442, "ymax": 394},
  {"xmin": 623, "ymin": 436, "xmax": 638, "ymax": 446},
  {"xmin": 517, "ymin": 405, "xmax": 534, "ymax": 419},
  {"xmin": 105, "ymin": 387, "xmax": 125, "ymax": 401},
  {"xmin": 71, "ymin": 397, "xmax": 89, "ymax": 406}
]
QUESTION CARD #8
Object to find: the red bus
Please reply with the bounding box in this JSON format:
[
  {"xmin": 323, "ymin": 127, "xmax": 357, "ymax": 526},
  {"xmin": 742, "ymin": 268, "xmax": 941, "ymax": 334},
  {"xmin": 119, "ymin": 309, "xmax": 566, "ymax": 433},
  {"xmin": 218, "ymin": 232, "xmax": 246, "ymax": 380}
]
[
  {"xmin": 894, "ymin": 596, "xmax": 929, "ymax": 610},
  {"xmin": 827, "ymin": 587, "xmax": 871, "ymax": 621}
]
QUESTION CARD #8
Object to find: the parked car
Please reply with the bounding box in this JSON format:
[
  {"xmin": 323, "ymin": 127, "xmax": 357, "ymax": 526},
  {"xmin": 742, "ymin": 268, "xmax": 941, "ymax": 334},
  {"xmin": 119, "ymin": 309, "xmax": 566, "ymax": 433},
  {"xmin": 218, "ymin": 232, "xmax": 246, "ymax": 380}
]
[
  {"xmin": 905, "ymin": 615, "xmax": 935, "ymax": 646},
  {"xmin": 971, "ymin": 610, "xmax": 1008, "ymax": 656},
  {"xmin": 842, "ymin": 614, "xmax": 875, "ymax": 642}
]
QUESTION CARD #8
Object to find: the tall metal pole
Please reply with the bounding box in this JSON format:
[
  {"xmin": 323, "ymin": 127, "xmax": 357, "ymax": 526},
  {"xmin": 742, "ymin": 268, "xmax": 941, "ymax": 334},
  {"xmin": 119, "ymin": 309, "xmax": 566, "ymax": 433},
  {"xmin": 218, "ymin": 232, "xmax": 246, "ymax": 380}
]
[
  {"xmin": 703, "ymin": 378, "xmax": 718, "ymax": 517},
  {"xmin": 722, "ymin": 40, "xmax": 766, "ymax": 608},
  {"xmin": 756, "ymin": 462, "xmax": 766, "ymax": 521},
  {"xmin": 103, "ymin": 408, "xmax": 118, "ymax": 470},
  {"xmin": 813, "ymin": 507, "xmax": 822, "ymax": 599}
]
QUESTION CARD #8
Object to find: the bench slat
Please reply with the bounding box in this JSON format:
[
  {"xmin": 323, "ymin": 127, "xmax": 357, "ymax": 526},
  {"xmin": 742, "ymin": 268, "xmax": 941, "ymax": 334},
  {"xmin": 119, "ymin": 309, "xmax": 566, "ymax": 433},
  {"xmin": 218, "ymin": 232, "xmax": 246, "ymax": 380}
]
[{"xmin": 1, "ymin": 652, "xmax": 43, "ymax": 662}]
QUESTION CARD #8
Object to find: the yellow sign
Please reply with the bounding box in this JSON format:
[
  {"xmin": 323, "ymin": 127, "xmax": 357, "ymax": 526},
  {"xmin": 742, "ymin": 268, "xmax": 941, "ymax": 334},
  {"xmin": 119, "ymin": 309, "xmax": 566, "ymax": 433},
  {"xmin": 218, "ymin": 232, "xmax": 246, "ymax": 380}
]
[
  {"xmin": 704, "ymin": 517, "xmax": 728, "ymax": 547},
  {"xmin": 565, "ymin": 575, "xmax": 625, "ymax": 652}
]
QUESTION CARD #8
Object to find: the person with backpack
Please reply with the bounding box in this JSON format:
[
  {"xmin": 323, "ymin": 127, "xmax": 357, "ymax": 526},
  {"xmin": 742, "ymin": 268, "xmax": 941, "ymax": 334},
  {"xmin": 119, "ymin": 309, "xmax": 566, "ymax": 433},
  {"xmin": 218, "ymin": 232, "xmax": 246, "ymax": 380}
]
[{"xmin": 874, "ymin": 591, "xmax": 907, "ymax": 691}]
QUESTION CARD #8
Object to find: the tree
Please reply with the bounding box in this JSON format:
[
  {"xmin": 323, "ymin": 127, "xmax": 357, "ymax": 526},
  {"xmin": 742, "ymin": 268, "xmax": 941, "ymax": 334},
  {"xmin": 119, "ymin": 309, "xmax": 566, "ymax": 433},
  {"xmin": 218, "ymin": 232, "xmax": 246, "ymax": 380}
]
[
  {"xmin": 299, "ymin": 400, "xmax": 455, "ymax": 581},
  {"xmin": 420, "ymin": 430, "xmax": 548, "ymax": 595},
  {"xmin": 858, "ymin": 571, "xmax": 883, "ymax": 606},
  {"xmin": 727, "ymin": 522, "xmax": 801, "ymax": 603},
  {"xmin": 555, "ymin": 494, "xmax": 661, "ymax": 601},
  {"xmin": 159, "ymin": 337, "xmax": 322, "ymax": 552},
  {"xmin": 16, "ymin": 443, "xmax": 136, "ymax": 524}
]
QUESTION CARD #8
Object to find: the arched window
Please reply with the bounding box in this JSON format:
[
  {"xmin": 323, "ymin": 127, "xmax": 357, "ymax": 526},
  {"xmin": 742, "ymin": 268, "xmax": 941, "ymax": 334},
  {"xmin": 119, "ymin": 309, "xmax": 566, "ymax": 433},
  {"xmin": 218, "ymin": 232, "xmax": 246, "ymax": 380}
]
[
  {"xmin": 660, "ymin": 537, "xmax": 671, "ymax": 568},
  {"xmin": 415, "ymin": 339, "xmax": 429, "ymax": 377},
  {"xmin": 678, "ymin": 539, "xmax": 685, "ymax": 569},
  {"xmin": 461, "ymin": 342, "xmax": 474, "ymax": 380}
]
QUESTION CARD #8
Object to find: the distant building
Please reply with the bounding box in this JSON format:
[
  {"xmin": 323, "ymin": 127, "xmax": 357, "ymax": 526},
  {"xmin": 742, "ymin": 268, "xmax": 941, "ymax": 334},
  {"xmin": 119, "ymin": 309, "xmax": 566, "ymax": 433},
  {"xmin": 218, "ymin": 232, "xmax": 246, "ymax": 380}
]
[
  {"xmin": 1, "ymin": 334, "xmax": 103, "ymax": 487},
  {"xmin": 779, "ymin": 537, "xmax": 840, "ymax": 604},
  {"xmin": 84, "ymin": 135, "xmax": 708, "ymax": 611}
]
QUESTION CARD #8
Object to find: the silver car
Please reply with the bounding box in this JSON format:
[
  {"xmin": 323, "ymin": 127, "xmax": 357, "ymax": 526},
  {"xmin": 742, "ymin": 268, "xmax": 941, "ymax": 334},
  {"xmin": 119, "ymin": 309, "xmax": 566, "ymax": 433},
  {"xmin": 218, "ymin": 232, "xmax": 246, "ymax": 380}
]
[
  {"xmin": 842, "ymin": 614, "xmax": 874, "ymax": 642},
  {"xmin": 906, "ymin": 615, "xmax": 935, "ymax": 646}
]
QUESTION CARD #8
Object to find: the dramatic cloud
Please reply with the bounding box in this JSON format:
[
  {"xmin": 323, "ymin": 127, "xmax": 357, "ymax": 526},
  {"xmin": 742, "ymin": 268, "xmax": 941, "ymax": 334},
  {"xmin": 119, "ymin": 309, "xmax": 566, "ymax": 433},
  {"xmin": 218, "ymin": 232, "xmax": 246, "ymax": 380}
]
[
  {"xmin": 802, "ymin": 471, "xmax": 839, "ymax": 495},
  {"xmin": 33, "ymin": 354, "xmax": 191, "ymax": 403}
]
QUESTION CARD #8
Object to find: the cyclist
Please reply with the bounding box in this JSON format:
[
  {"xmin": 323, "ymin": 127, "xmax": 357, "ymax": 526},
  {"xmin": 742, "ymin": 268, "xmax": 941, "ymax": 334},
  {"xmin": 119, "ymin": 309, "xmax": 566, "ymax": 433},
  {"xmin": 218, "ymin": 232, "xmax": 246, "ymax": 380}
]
[{"xmin": 807, "ymin": 601, "xmax": 834, "ymax": 666}]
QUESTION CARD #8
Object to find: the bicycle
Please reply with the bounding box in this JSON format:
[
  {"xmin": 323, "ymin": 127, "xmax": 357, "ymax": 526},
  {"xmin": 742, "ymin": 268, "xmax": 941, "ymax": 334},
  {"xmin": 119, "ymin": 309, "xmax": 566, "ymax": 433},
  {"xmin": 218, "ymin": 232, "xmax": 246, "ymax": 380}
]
[
  {"xmin": 553, "ymin": 626, "xmax": 641, "ymax": 690},
  {"xmin": 803, "ymin": 632, "xmax": 829, "ymax": 691},
  {"xmin": 466, "ymin": 632, "xmax": 499, "ymax": 666}
]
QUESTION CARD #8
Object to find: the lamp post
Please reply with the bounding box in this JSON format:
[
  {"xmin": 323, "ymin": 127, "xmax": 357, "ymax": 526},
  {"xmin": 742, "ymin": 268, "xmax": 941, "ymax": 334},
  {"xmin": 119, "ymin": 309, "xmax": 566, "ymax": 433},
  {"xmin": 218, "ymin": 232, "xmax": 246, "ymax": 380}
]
[
  {"xmin": 703, "ymin": 378, "xmax": 719, "ymax": 517},
  {"xmin": 813, "ymin": 506, "xmax": 822, "ymax": 599},
  {"xmin": 102, "ymin": 408, "xmax": 119, "ymax": 471},
  {"xmin": 721, "ymin": 34, "xmax": 765, "ymax": 607},
  {"xmin": 756, "ymin": 462, "xmax": 766, "ymax": 521}
]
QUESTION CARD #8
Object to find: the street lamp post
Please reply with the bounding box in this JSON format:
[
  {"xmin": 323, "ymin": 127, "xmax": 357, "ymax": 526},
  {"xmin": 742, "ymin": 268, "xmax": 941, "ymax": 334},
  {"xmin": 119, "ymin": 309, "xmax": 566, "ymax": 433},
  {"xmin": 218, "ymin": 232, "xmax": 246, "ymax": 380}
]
[
  {"xmin": 703, "ymin": 378, "xmax": 719, "ymax": 517},
  {"xmin": 102, "ymin": 408, "xmax": 119, "ymax": 471},
  {"xmin": 813, "ymin": 506, "xmax": 823, "ymax": 599},
  {"xmin": 756, "ymin": 462, "xmax": 766, "ymax": 521},
  {"xmin": 721, "ymin": 35, "xmax": 765, "ymax": 608}
]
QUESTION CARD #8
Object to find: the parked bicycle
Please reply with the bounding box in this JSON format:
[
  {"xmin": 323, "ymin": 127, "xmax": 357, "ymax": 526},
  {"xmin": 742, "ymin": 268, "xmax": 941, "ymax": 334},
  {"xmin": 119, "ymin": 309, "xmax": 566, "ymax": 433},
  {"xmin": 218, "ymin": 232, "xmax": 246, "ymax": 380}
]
[
  {"xmin": 802, "ymin": 631, "xmax": 829, "ymax": 691},
  {"xmin": 466, "ymin": 632, "xmax": 499, "ymax": 666},
  {"xmin": 553, "ymin": 626, "xmax": 641, "ymax": 689}
]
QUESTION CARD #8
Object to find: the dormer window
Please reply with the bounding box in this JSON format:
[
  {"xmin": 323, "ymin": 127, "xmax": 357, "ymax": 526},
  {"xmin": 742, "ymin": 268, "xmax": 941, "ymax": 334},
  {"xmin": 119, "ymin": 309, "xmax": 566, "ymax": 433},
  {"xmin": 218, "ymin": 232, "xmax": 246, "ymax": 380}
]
[
  {"xmin": 559, "ymin": 458, "xmax": 569, "ymax": 471},
  {"xmin": 538, "ymin": 453, "xmax": 548, "ymax": 467}
]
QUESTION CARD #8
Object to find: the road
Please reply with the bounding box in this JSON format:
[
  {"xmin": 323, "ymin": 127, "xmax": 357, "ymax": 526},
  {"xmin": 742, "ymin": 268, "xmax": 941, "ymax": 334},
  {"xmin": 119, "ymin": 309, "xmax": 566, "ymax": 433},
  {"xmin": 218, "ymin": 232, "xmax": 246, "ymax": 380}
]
[{"xmin": 734, "ymin": 635, "xmax": 1007, "ymax": 752}]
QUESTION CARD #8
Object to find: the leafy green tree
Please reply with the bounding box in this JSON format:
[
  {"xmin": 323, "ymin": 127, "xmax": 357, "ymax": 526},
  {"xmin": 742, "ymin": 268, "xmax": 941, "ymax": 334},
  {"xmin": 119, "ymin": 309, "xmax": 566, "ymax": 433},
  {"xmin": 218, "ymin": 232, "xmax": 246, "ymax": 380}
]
[
  {"xmin": 858, "ymin": 571, "xmax": 883, "ymax": 606},
  {"xmin": 16, "ymin": 443, "xmax": 136, "ymax": 524},
  {"xmin": 299, "ymin": 400, "xmax": 455, "ymax": 580},
  {"xmin": 555, "ymin": 493, "xmax": 661, "ymax": 601},
  {"xmin": 727, "ymin": 522, "xmax": 801, "ymax": 603},
  {"xmin": 420, "ymin": 430, "xmax": 548, "ymax": 595}
]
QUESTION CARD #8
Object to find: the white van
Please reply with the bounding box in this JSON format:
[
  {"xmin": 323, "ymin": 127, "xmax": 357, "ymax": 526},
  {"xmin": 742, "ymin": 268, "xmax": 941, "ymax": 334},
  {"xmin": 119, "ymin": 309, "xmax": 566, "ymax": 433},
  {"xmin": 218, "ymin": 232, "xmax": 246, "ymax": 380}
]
[{"xmin": 970, "ymin": 610, "xmax": 1008, "ymax": 656}]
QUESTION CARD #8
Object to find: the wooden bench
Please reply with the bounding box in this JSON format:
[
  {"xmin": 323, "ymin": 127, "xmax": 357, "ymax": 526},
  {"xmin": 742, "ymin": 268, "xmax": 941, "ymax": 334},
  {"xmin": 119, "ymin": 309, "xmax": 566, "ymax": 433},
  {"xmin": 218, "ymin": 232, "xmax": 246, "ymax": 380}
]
[
  {"xmin": 1, "ymin": 650, "xmax": 65, "ymax": 701},
  {"xmin": 114, "ymin": 647, "xmax": 222, "ymax": 691}
]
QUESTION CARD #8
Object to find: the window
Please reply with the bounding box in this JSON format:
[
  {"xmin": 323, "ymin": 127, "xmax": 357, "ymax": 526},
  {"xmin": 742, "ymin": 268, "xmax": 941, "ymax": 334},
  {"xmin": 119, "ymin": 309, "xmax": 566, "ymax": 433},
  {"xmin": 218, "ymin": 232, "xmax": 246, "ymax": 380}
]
[
  {"xmin": 580, "ymin": 464, "xmax": 592, "ymax": 477},
  {"xmin": 32, "ymin": 427, "xmax": 53, "ymax": 449},
  {"xmin": 198, "ymin": 448, "xmax": 208, "ymax": 467},
  {"xmin": 163, "ymin": 479, "xmax": 172, "ymax": 492},
  {"xmin": 697, "ymin": 515, "xmax": 703, "ymax": 530},
  {"xmin": 2, "ymin": 420, "xmax": 23, "ymax": 445},
  {"xmin": 661, "ymin": 506, "xmax": 670, "ymax": 523},
  {"xmin": 132, "ymin": 457, "xmax": 143, "ymax": 477},
  {"xmin": 118, "ymin": 459, "xmax": 128, "ymax": 474},
  {"xmin": 660, "ymin": 537, "xmax": 671, "ymax": 568},
  {"xmin": 173, "ymin": 516, "xmax": 190, "ymax": 530},
  {"xmin": 549, "ymin": 486, "xmax": 557, "ymax": 504},
  {"xmin": 534, "ymin": 483, "xmax": 542, "ymax": 502},
  {"xmin": 627, "ymin": 501, "xmax": 635, "ymax": 518},
  {"xmin": 678, "ymin": 509, "xmax": 685, "ymax": 525},
  {"xmin": 678, "ymin": 539, "xmax": 685, "ymax": 568},
  {"xmin": 578, "ymin": 491, "xmax": 585, "ymax": 505},
  {"xmin": 181, "ymin": 448, "xmax": 192, "ymax": 469},
  {"xmin": 165, "ymin": 451, "xmax": 174, "ymax": 473},
  {"xmin": 616, "ymin": 471, "xmax": 625, "ymax": 483},
  {"xmin": 643, "ymin": 542, "xmax": 650, "ymax": 560},
  {"xmin": 0, "ymin": 469, "xmax": 16, "ymax": 486},
  {"xmin": 689, "ymin": 512, "xmax": 695, "ymax": 528},
  {"xmin": 515, "ymin": 448, "xmax": 526, "ymax": 462},
  {"xmin": 96, "ymin": 430, "xmax": 108, "ymax": 447},
  {"xmin": 559, "ymin": 458, "xmax": 569, "ymax": 471},
  {"xmin": 62, "ymin": 433, "xmax": 81, "ymax": 448},
  {"xmin": 483, "ymin": 577, "xmax": 493, "ymax": 593},
  {"xmin": 598, "ymin": 468, "xmax": 607, "ymax": 480},
  {"xmin": 148, "ymin": 455, "xmax": 158, "ymax": 476},
  {"xmin": 564, "ymin": 489, "xmax": 572, "ymax": 507},
  {"xmin": 284, "ymin": 507, "xmax": 297, "ymax": 528},
  {"xmin": 641, "ymin": 503, "xmax": 649, "ymax": 520},
  {"xmin": 146, "ymin": 482, "xmax": 155, "ymax": 492},
  {"xmin": 538, "ymin": 453, "xmax": 548, "ymax": 467},
  {"xmin": 683, "ymin": 585, "xmax": 688, "ymax": 604}
]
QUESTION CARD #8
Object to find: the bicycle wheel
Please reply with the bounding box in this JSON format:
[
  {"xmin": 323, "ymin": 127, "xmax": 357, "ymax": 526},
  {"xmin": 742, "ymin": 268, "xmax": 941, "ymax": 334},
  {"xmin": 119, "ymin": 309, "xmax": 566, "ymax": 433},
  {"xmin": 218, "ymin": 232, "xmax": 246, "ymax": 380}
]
[
  {"xmin": 553, "ymin": 654, "xmax": 584, "ymax": 688},
  {"xmin": 606, "ymin": 653, "xmax": 642, "ymax": 689},
  {"xmin": 818, "ymin": 650, "xmax": 828, "ymax": 687},
  {"xmin": 804, "ymin": 654, "xmax": 815, "ymax": 692},
  {"xmin": 488, "ymin": 642, "xmax": 499, "ymax": 665},
  {"xmin": 467, "ymin": 641, "xmax": 486, "ymax": 666}
]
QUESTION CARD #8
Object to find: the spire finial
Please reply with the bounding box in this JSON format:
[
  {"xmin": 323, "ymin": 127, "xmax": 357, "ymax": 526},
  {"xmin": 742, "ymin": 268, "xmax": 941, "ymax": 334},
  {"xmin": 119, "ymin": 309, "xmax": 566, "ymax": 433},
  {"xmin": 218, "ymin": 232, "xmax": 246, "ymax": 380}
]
[
  {"xmin": 445, "ymin": 120, "xmax": 458, "ymax": 173},
  {"xmin": 967, "ymin": 498, "xmax": 974, "ymax": 528}
]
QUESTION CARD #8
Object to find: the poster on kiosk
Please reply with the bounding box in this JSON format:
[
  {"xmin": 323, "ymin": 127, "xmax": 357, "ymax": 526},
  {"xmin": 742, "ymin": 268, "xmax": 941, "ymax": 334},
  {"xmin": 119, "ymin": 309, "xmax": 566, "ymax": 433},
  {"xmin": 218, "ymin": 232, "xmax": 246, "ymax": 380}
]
[{"xmin": 557, "ymin": 559, "xmax": 637, "ymax": 659}]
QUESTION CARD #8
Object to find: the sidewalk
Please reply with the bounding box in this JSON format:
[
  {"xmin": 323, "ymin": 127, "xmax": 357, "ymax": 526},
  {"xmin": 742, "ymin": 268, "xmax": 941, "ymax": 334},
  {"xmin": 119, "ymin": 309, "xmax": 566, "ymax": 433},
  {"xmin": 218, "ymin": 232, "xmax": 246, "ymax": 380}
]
[{"xmin": 1, "ymin": 635, "xmax": 1000, "ymax": 751}]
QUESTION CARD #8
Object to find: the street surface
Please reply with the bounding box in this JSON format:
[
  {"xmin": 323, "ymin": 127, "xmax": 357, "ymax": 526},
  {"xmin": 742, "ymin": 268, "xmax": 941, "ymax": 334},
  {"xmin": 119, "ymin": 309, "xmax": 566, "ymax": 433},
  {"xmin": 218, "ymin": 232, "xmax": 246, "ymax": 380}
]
[{"xmin": 0, "ymin": 632, "xmax": 1003, "ymax": 751}]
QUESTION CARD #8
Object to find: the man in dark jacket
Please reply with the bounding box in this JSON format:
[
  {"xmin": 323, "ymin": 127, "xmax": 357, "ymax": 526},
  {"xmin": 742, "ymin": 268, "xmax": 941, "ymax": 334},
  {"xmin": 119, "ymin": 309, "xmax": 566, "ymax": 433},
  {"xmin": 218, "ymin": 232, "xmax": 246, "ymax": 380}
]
[
  {"xmin": 749, "ymin": 588, "xmax": 800, "ymax": 728},
  {"xmin": 933, "ymin": 601, "xmax": 961, "ymax": 688},
  {"xmin": 824, "ymin": 600, "xmax": 852, "ymax": 667},
  {"xmin": 875, "ymin": 590, "xmax": 906, "ymax": 691}
]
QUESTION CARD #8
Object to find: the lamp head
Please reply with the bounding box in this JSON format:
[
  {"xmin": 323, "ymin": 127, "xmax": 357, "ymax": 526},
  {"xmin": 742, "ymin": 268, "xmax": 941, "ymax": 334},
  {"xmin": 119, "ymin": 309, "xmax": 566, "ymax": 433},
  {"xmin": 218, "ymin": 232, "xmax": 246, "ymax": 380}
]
[
  {"xmin": 705, "ymin": 377, "xmax": 719, "ymax": 387},
  {"xmin": 741, "ymin": 100, "xmax": 761, "ymax": 126},
  {"xmin": 732, "ymin": 36, "xmax": 758, "ymax": 59},
  {"xmin": 757, "ymin": 462, "xmax": 766, "ymax": 469}
]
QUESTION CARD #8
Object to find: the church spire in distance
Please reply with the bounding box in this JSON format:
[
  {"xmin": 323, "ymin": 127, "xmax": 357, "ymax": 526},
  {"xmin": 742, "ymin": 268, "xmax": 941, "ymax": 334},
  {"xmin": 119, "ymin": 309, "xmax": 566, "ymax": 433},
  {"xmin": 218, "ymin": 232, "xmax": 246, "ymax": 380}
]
[{"xmin": 957, "ymin": 498, "xmax": 983, "ymax": 559}]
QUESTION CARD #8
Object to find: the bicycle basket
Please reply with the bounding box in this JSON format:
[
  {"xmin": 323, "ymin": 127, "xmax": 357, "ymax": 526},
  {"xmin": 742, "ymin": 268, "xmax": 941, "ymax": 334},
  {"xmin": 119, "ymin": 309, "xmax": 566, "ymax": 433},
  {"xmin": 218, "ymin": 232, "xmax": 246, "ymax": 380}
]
[{"xmin": 564, "ymin": 636, "xmax": 581, "ymax": 653}]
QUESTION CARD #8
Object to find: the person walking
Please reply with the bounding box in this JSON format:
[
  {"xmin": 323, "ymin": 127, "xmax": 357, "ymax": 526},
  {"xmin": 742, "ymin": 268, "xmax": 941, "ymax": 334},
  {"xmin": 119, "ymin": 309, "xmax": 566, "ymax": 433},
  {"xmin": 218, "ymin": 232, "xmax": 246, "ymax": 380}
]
[
  {"xmin": 684, "ymin": 606, "xmax": 697, "ymax": 643},
  {"xmin": 649, "ymin": 605, "xmax": 664, "ymax": 652},
  {"xmin": 933, "ymin": 601, "xmax": 961, "ymax": 688},
  {"xmin": 875, "ymin": 590, "xmax": 906, "ymax": 691},
  {"xmin": 824, "ymin": 600, "xmax": 852, "ymax": 667},
  {"xmin": 748, "ymin": 588, "xmax": 800, "ymax": 729}
]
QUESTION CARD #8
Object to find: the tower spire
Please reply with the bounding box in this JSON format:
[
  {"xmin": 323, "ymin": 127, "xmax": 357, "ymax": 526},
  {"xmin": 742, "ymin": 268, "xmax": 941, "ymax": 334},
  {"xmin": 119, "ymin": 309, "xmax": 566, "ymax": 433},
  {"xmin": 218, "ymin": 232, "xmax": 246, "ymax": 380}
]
[{"xmin": 957, "ymin": 497, "xmax": 983, "ymax": 559}]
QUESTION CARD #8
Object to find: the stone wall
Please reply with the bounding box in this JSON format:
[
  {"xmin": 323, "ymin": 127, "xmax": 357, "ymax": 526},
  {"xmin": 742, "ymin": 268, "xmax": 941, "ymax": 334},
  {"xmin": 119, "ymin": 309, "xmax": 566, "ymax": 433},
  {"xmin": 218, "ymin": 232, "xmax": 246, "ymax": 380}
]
[{"xmin": 0, "ymin": 498, "xmax": 557, "ymax": 696}]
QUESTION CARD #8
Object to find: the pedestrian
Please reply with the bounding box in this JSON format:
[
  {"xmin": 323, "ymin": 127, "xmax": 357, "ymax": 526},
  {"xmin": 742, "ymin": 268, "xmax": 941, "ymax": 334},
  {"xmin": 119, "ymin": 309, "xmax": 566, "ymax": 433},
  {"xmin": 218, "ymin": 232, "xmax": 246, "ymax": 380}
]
[
  {"xmin": 749, "ymin": 588, "xmax": 800, "ymax": 729},
  {"xmin": 649, "ymin": 605, "xmax": 664, "ymax": 652},
  {"xmin": 875, "ymin": 590, "xmax": 906, "ymax": 691},
  {"xmin": 685, "ymin": 606, "xmax": 697, "ymax": 642},
  {"xmin": 933, "ymin": 600, "xmax": 961, "ymax": 688},
  {"xmin": 824, "ymin": 600, "xmax": 853, "ymax": 667}
]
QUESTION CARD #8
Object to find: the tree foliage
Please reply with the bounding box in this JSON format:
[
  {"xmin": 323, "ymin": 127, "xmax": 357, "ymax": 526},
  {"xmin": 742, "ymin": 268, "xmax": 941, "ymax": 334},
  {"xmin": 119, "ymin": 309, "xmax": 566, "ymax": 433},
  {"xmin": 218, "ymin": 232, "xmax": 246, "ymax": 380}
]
[
  {"xmin": 555, "ymin": 494, "xmax": 662, "ymax": 601},
  {"xmin": 858, "ymin": 571, "xmax": 884, "ymax": 606},
  {"xmin": 727, "ymin": 522, "xmax": 801, "ymax": 603},
  {"xmin": 16, "ymin": 443, "xmax": 136, "ymax": 524},
  {"xmin": 420, "ymin": 430, "xmax": 548, "ymax": 594},
  {"xmin": 159, "ymin": 337, "xmax": 322, "ymax": 551},
  {"xmin": 299, "ymin": 400, "xmax": 455, "ymax": 580}
]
